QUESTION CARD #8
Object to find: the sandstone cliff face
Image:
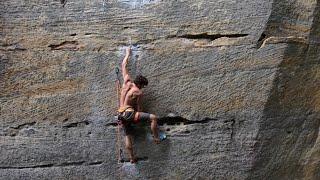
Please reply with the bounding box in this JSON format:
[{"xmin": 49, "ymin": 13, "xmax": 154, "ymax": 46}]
[{"xmin": 0, "ymin": 0, "xmax": 319, "ymax": 179}]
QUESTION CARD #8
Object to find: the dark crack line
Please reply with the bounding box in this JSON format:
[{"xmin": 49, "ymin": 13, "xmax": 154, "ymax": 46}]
[
  {"xmin": 106, "ymin": 122, "xmax": 118, "ymax": 127},
  {"xmin": 0, "ymin": 160, "xmax": 104, "ymax": 170},
  {"xmin": 119, "ymin": 156, "xmax": 149, "ymax": 163},
  {"xmin": 11, "ymin": 122, "xmax": 36, "ymax": 130},
  {"xmin": 58, "ymin": 161, "xmax": 85, "ymax": 167},
  {"xmin": 106, "ymin": 116, "xmax": 227, "ymax": 129},
  {"xmin": 63, "ymin": 120, "xmax": 89, "ymax": 128},
  {"xmin": 0, "ymin": 43, "xmax": 27, "ymax": 51},
  {"xmin": 0, "ymin": 164, "xmax": 55, "ymax": 170},
  {"xmin": 170, "ymin": 33, "xmax": 248, "ymax": 41},
  {"xmin": 135, "ymin": 39, "xmax": 156, "ymax": 45},
  {"xmin": 88, "ymin": 161, "xmax": 104, "ymax": 165},
  {"xmin": 158, "ymin": 117, "xmax": 218, "ymax": 126},
  {"xmin": 106, "ymin": 116, "xmax": 219, "ymax": 127},
  {"xmin": 84, "ymin": 32, "xmax": 99, "ymax": 36},
  {"xmin": 48, "ymin": 41, "xmax": 79, "ymax": 51}
]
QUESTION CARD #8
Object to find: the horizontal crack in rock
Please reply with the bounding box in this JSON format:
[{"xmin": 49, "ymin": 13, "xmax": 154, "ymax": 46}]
[
  {"xmin": 88, "ymin": 161, "xmax": 104, "ymax": 165},
  {"xmin": 11, "ymin": 122, "xmax": 36, "ymax": 130},
  {"xmin": 0, "ymin": 160, "xmax": 107, "ymax": 169},
  {"xmin": 135, "ymin": 39, "xmax": 156, "ymax": 45},
  {"xmin": 171, "ymin": 33, "xmax": 248, "ymax": 41},
  {"xmin": 0, "ymin": 163, "xmax": 54, "ymax": 169},
  {"xmin": 0, "ymin": 160, "xmax": 103, "ymax": 170},
  {"xmin": 106, "ymin": 122, "xmax": 118, "ymax": 127},
  {"xmin": 48, "ymin": 41, "xmax": 82, "ymax": 51},
  {"xmin": 0, "ymin": 43, "xmax": 27, "ymax": 51},
  {"xmin": 84, "ymin": 32, "xmax": 99, "ymax": 36},
  {"xmin": 63, "ymin": 120, "xmax": 89, "ymax": 128},
  {"xmin": 119, "ymin": 156, "xmax": 148, "ymax": 163},
  {"xmin": 105, "ymin": 116, "xmax": 218, "ymax": 127},
  {"xmin": 158, "ymin": 116, "xmax": 218, "ymax": 126},
  {"xmin": 58, "ymin": 161, "xmax": 85, "ymax": 167},
  {"xmin": 106, "ymin": 116, "xmax": 225, "ymax": 128}
]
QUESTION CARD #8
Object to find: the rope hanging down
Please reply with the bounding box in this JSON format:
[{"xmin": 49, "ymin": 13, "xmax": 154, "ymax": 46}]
[{"xmin": 115, "ymin": 67, "xmax": 124, "ymax": 163}]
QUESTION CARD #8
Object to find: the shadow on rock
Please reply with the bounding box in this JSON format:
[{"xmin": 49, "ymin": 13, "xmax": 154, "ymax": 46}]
[{"xmin": 250, "ymin": 1, "xmax": 320, "ymax": 179}]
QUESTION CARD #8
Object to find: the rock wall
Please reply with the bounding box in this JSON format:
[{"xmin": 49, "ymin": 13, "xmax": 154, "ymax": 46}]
[
  {"xmin": 0, "ymin": 0, "xmax": 319, "ymax": 179},
  {"xmin": 250, "ymin": 0, "xmax": 320, "ymax": 179}
]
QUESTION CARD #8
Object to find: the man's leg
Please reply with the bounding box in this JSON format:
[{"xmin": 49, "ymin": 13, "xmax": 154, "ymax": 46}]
[
  {"xmin": 134, "ymin": 112, "xmax": 160, "ymax": 144},
  {"xmin": 150, "ymin": 114, "xmax": 160, "ymax": 144},
  {"xmin": 124, "ymin": 135, "xmax": 136, "ymax": 163}
]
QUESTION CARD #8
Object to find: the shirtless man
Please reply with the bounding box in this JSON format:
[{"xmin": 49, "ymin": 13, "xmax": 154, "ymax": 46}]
[{"xmin": 118, "ymin": 47, "xmax": 160, "ymax": 163}]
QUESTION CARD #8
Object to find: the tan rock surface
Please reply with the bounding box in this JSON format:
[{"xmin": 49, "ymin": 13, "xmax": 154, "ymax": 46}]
[{"xmin": 0, "ymin": 0, "xmax": 319, "ymax": 179}]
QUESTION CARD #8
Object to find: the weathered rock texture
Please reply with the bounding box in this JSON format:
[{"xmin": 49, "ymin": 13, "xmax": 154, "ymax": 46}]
[{"xmin": 0, "ymin": 0, "xmax": 319, "ymax": 179}]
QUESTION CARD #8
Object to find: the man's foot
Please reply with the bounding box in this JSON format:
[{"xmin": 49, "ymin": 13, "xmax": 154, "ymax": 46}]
[{"xmin": 153, "ymin": 137, "xmax": 160, "ymax": 144}]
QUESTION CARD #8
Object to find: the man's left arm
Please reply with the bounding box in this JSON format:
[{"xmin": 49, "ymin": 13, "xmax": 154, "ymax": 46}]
[{"xmin": 121, "ymin": 47, "xmax": 131, "ymax": 85}]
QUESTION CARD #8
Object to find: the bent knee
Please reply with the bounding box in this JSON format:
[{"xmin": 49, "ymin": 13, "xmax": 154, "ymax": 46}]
[{"xmin": 150, "ymin": 114, "xmax": 157, "ymax": 121}]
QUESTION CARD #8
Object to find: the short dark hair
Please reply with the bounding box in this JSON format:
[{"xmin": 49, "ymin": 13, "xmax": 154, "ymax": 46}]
[{"xmin": 134, "ymin": 75, "xmax": 148, "ymax": 88}]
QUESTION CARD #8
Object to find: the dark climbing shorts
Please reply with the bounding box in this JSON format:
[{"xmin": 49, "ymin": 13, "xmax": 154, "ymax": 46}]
[
  {"xmin": 136, "ymin": 112, "xmax": 152, "ymax": 124},
  {"xmin": 120, "ymin": 111, "xmax": 152, "ymax": 136}
]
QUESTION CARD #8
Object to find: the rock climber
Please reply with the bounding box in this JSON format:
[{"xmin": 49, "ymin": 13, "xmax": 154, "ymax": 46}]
[{"xmin": 118, "ymin": 47, "xmax": 160, "ymax": 163}]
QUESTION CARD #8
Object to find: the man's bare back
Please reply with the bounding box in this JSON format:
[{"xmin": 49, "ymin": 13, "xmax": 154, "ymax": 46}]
[{"xmin": 121, "ymin": 83, "xmax": 142, "ymax": 110}]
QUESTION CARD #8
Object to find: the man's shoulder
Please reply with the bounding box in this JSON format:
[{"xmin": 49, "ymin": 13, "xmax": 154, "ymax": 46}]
[
  {"xmin": 123, "ymin": 81, "xmax": 133, "ymax": 87},
  {"xmin": 132, "ymin": 88, "xmax": 142, "ymax": 95}
]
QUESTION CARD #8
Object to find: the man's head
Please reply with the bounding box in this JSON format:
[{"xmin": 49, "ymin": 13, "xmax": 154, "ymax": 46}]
[{"xmin": 134, "ymin": 75, "xmax": 148, "ymax": 89}]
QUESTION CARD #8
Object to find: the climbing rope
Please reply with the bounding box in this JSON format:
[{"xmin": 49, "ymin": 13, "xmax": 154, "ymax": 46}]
[
  {"xmin": 114, "ymin": 67, "xmax": 125, "ymax": 180},
  {"xmin": 115, "ymin": 67, "xmax": 123, "ymax": 163}
]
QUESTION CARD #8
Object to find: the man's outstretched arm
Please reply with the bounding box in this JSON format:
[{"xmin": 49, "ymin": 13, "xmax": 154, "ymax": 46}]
[{"xmin": 122, "ymin": 47, "xmax": 131, "ymax": 84}]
